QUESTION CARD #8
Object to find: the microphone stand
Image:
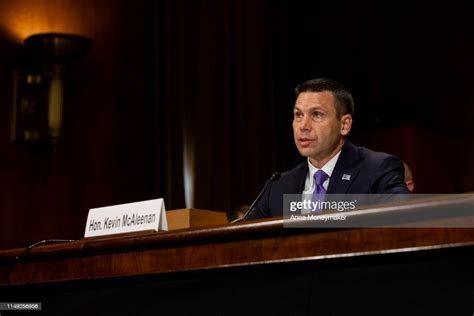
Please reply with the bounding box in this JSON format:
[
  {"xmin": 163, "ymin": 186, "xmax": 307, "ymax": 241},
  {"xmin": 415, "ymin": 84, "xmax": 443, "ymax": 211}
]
[{"xmin": 231, "ymin": 172, "xmax": 281, "ymax": 223}]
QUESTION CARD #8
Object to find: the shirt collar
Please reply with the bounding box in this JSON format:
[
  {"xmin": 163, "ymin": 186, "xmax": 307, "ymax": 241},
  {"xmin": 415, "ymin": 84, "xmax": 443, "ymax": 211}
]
[{"xmin": 306, "ymin": 150, "xmax": 342, "ymax": 186}]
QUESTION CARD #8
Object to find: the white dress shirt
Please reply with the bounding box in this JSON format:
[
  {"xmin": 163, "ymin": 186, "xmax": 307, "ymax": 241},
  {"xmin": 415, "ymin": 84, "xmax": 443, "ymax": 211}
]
[{"xmin": 302, "ymin": 150, "xmax": 342, "ymax": 196}]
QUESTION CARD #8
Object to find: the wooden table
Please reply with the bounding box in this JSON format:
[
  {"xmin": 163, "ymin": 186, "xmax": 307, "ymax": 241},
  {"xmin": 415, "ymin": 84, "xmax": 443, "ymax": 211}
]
[{"xmin": 1, "ymin": 195, "xmax": 473, "ymax": 315}]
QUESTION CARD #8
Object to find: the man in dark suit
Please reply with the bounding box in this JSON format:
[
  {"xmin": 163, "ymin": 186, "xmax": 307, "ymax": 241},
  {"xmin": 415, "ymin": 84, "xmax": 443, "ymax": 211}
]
[{"xmin": 248, "ymin": 78, "xmax": 409, "ymax": 219}]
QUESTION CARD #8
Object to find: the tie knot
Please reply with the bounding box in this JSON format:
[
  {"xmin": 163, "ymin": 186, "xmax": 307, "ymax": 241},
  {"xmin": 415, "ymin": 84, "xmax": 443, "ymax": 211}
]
[{"xmin": 314, "ymin": 170, "xmax": 328, "ymax": 186}]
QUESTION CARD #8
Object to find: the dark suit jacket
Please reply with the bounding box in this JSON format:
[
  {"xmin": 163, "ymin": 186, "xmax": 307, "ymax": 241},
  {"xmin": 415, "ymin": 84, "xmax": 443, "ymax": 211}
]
[{"xmin": 249, "ymin": 140, "xmax": 409, "ymax": 219}]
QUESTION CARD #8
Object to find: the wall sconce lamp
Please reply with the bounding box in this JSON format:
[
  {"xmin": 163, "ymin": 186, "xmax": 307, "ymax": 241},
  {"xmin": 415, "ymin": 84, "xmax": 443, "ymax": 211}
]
[{"xmin": 11, "ymin": 33, "xmax": 92, "ymax": 147}]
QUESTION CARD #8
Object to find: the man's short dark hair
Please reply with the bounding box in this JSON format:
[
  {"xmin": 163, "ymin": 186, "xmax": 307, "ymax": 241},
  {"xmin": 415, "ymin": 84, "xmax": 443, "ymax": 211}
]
[{"xmin": 295, "ymin": 78, "xmax": 354, "ymax": 118}]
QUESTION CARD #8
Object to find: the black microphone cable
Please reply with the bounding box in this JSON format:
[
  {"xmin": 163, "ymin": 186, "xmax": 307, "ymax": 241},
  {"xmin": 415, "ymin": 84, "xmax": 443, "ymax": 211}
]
[{"xmin": 7, "ymin": 238, "xmax": 76, "ymax": 286}]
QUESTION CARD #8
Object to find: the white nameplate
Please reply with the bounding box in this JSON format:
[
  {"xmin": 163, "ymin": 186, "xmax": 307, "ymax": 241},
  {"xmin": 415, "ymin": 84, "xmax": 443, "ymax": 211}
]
[{"xmin": 84, "ymin": 198, "xmax": 168, "ymax": 238}]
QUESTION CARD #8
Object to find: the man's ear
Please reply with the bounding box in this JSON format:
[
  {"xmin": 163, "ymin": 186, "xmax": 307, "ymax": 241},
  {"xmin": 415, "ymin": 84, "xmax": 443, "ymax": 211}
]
[{"xmin": 340, "ymin": 114, "xmax": 352, "ymax": 136}]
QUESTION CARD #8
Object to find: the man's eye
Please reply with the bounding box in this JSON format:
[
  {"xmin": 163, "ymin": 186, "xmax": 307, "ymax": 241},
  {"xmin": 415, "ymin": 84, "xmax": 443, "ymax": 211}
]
[
  {"xmin": 294, "ymin": 112, "xmax": 303, "ymax": 118},
  {"xmin": 312, "ymin": 111, "xmax": 323, "ymax": 118}
]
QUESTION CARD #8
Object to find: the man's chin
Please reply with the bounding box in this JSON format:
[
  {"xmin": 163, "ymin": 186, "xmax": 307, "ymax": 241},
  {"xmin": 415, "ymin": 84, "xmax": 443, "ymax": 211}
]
[{"xmin": 297, "ymin": 148, "xmax": 314, "ymax": 158}]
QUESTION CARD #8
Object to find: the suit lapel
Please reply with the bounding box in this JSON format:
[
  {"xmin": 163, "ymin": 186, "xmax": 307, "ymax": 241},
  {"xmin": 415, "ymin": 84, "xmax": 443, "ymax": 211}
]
[
  {"xmin": 327, "ymin": 140, "xmax": 362, "ymax": 194},
  {"xmin": 286, "ymin": 162, "xmax": 308, "ymax": 194}
]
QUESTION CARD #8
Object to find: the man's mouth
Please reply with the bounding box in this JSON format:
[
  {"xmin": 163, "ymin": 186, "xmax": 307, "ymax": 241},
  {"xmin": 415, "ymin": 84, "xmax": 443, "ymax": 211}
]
[{"xmin": 298, "ymin": 138, "xmax": 314, "ymax": 147}]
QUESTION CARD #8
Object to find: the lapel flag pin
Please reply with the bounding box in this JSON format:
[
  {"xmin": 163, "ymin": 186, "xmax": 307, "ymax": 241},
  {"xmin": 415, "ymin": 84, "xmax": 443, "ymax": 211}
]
[{"xmin": 342, "ymin": 174, "xmax": 351, "ymax": 181}]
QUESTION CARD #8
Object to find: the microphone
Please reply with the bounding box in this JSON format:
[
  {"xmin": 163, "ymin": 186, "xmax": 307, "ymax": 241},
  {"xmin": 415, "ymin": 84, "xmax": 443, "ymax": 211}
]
[{"xmin": 231, "ymin": 171, "xmax": 281, "ymax": 223}]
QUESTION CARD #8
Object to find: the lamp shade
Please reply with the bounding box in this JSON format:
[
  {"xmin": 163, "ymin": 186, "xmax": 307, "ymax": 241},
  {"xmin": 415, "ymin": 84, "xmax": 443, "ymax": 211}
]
[{"xmin": 24, "ymin": 33, "xmax": 93, "ymax": 65}]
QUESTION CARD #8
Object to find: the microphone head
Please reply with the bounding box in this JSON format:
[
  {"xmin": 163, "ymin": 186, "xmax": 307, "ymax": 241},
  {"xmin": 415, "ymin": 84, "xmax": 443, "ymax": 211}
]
[{"xmin": 270, "ymin": 171, "xmax": 281, "ymax": 181}]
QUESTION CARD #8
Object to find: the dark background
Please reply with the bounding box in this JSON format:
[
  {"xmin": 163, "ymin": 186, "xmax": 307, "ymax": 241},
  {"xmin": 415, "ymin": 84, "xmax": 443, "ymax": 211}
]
[{"xmin": 0, "ymin": 0, "xmax": 473, "ymax": 249}]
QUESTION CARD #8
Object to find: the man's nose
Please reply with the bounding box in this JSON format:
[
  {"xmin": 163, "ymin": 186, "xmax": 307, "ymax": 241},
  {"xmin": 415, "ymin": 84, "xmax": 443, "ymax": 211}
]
[{"xmin": 299, "ymin": 115, "xmax": 311, "ymax": 131}]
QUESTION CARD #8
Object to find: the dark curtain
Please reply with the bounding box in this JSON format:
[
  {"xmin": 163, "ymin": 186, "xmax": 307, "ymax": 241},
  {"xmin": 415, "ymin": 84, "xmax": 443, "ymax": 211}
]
[{"xmin": 150, "ymin": 0, "xmax": 277, "ymax": 212}]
